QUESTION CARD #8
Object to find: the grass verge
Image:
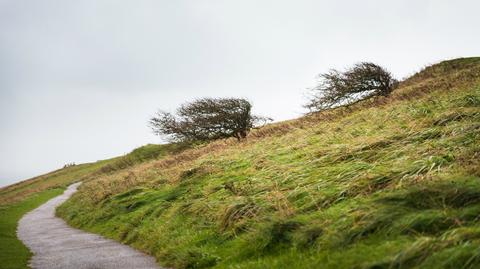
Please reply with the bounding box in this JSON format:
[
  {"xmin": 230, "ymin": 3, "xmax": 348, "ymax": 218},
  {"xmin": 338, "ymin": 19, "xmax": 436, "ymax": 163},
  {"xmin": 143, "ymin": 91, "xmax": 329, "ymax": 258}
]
[{"xmin": 0, "ymin": 188, "xmax": 64, "ymax": 269}]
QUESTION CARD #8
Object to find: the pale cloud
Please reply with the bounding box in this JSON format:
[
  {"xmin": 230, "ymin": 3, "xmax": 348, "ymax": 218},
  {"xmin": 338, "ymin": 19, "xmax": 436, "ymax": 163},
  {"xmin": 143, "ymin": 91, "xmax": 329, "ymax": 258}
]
[{"xmin": 1, "ymin": 0, "xmax": 479, "ymax": 186}]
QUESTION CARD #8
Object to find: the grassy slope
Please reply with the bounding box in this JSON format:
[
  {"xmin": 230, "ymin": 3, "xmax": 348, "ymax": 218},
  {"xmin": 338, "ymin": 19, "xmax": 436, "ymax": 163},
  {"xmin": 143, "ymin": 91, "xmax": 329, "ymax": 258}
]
[
  {"xmin": 0, "ymin": 143, "xmax": 183, "ymax": 207},
  {"xmin": 0, "ymin": 57, "xmax": 476, "ymax": 269},
  {"xmin": 0, "ymin": 143, "xmax": 182, "ymax": 268},
  {"xmin": 0, "ymin": 161, "xmax": 110, "ymax": 207},
  {"xmin": 0, "ymin": 58, "xmax": 477, "ymax": 268},
  {"xmin": 0, "ymin": 188, "xmax": 64, "ymax": 269},
  {"xmin": 55, "ymin": 58, "xmax": 480, "ymax": 269},
  {"xmin": 0, "ymin": 161, "xmax": 109, "ymax": 269}
]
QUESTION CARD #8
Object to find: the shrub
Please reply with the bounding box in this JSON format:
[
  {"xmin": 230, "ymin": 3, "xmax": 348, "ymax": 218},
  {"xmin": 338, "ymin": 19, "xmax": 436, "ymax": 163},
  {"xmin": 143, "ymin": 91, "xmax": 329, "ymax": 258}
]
[
  {"xmin": 306, "ymin": 62, "xmax": 398, "ymax": 111},
  {"xmin": 149, "ymin": 98, "xmax": 271, "ymax": 142}
]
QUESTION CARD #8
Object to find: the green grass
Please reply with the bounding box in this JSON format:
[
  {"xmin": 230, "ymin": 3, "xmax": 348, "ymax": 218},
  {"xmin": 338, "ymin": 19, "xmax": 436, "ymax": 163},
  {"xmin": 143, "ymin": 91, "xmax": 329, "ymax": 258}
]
[
  {"xmin": 0, "ymin": 160, "xmax": 111, "ymax": 206},
  {"xmin": 97, "ymin": 143, "xmax": 189, "ymax": 174},
  {"xmin": 1, "ymin": 57, "xmax": 479, "ymax": 269},
  {"xmin": 0, "ymin": 140, "xmax": 186, "ymax": 268},
  {"xmin": 0, "ymin": 188, "xmax": 64, "ymax": 269},
  {"xmin": 0, "ymin": 143, "xmax": 184, "ymax": 207},
  {"xmin": 55, "ymin": 58, "xmax": 480, "ymax": 268}
]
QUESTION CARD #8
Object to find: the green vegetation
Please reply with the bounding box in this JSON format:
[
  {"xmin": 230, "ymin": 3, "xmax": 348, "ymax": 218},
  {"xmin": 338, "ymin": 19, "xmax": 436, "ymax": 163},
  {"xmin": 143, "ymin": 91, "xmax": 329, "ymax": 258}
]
[
  {"xmin": 1, "ymin": 58, "xmax": 479, "ymax": 269},
  {"xmin": 0, "ymin": 143, "xmax": 183, "ymax": 207},
  {"xmin": 98, "ymin": 143, "xmax": 189, "ymax": 173},
  {"xmin": 0, "ymin": 188, "xmax": 64, "ymax": 269},
  {"xmin": 0, "ymin": 160, "xmax": 110, "ymax": 206},
  {"xmin": 52, "ymin": 58, "xmax": 480, "ymax": 268},
  {"xmin": 0, "ymin": 160, "xmax": 112, "ymax": 269},
  {"xmin": 0, "ymin": 143, "xmax": 181, "ymax": 268}
]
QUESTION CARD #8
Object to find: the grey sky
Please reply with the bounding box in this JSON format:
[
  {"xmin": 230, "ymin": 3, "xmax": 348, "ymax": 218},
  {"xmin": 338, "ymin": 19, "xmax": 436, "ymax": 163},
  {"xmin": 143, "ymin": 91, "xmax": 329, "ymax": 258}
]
[{"xmin": 1, "ymin": 0, "xmax": 479, "ymax": 187}]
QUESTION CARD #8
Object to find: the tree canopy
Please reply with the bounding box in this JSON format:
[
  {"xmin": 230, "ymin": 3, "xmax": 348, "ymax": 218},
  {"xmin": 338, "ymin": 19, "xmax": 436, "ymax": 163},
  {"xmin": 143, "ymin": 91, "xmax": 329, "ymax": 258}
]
[{"xmin": 150, "ymin": 98, "xmax": 270, "ymax": 142}]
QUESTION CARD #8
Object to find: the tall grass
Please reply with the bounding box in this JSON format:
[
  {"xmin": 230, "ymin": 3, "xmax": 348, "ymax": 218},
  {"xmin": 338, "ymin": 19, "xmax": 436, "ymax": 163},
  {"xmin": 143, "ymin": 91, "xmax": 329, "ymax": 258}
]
[{"xmin": 56, "ymin": 58, "xmax": 480, "ymax": 268}]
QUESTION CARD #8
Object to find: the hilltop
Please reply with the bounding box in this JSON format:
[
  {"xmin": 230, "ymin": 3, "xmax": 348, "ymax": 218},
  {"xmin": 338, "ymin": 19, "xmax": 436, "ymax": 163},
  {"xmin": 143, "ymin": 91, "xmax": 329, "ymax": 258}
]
[{"xmin": 2, "ymin": 57, "xmax": 480, "ymax": 269}]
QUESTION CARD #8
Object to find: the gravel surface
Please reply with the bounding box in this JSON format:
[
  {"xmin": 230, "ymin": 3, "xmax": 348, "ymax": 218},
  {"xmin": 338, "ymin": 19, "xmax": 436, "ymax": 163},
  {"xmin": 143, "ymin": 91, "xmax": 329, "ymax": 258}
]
[{"xmin": 17, "ymin": 182, "xmax": 161, "ymax": 269}]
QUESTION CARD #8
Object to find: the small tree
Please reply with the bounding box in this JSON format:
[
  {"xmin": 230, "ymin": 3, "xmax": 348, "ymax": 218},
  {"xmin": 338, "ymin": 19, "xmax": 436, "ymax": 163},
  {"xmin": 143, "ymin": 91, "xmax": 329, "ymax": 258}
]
[
  {"xmin": 149, "ymin": 98, "xmax": 271, "ymax": 142},
  {"xmin": 306, "ymin": 62, "xmax": 398, "ymax": 111}
]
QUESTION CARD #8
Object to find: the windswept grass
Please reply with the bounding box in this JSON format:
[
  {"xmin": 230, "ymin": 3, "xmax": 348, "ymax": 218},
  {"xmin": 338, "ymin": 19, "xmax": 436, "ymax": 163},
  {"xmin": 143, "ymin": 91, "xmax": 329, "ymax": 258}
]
[
  {"xmin": 0, "ymin": 143, "xmax": 186, "ymax": 207},
  {"xmin": 0, "ymin": 58, "xmax": 477, "ymax": 268},
  {"xmin": 97, "ymin": 143, "xmax": 189, "ymax": 174},
  {"xmin": 0, "ymin": 142, "xmax": 185, "ymax": 268},
  {"xmin": 56, "ymin": 58, "xmax": 480, "ymax": 268}
]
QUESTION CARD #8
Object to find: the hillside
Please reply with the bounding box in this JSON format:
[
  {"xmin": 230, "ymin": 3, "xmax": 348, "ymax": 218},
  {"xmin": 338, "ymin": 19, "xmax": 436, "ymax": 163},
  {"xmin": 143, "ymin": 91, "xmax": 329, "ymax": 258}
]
[
  {"xmin": 0, "ymin": 143, "xmax": 184, "ymax": 269},
  {"xmin": 2, "ymin": 57, "xmax": 480, "ymax": 268}
]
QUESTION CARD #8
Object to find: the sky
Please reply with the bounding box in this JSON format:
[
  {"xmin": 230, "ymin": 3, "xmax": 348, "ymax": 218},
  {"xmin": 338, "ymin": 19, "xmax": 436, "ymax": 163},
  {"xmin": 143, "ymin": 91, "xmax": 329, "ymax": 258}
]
[{"xmin": 1, "ymin": 0, "xmax": 479, "ymax": 187}]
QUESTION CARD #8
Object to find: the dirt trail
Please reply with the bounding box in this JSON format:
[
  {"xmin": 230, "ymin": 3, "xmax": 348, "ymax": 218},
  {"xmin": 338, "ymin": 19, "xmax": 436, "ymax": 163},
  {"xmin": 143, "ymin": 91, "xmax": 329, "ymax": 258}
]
[{"xmin": 17, "ymin": 182, "xmax": 161, "ymax": 269}]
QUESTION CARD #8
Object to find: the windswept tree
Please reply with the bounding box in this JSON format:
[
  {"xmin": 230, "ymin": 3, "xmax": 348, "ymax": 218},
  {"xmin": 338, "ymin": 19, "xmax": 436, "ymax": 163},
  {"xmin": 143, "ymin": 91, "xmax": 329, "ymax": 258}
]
[
  {"xmin": 149, "ymin": 98, "xmax": 271, "ymax": 142},
  {"xmin": 306, "ymin": 62, "xmax": 398, "ymax": 111}
]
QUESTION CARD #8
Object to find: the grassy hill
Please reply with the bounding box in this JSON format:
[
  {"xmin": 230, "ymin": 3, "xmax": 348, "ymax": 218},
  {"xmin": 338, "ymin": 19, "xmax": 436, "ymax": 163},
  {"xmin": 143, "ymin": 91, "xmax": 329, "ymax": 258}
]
[
  {"xmin": 0, "ymin": 143, "xmax": 183, "ymax": 269},
  {"xmin": 2, "ymin": 57, "xmax": 480, "ymax": 268}
]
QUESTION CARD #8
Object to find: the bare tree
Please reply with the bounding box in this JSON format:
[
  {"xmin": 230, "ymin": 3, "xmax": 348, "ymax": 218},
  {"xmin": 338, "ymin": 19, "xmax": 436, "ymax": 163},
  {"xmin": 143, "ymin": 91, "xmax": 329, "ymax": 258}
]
[
  {"xmin": 149, "ymin": 98, "xmax": 271, "ymax": 142},
  {"xmin": 306, "ymin": 62, "xmax": 398, "ymax": 111}
]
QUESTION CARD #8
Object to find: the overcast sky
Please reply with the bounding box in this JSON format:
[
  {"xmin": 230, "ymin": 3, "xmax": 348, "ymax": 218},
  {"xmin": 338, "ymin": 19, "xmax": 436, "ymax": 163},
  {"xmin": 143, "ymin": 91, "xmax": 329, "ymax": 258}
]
[{"xmin": 0, "ymin": 0, "xmax": 479, "ymax": 187}]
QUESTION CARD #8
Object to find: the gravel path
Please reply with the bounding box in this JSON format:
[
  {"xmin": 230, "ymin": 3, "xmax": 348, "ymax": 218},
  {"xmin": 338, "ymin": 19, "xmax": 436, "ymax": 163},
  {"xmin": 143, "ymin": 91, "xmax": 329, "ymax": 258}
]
[{"xmin": 17, "ymin": 182, "xmax": 161, "ymax": 269}]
